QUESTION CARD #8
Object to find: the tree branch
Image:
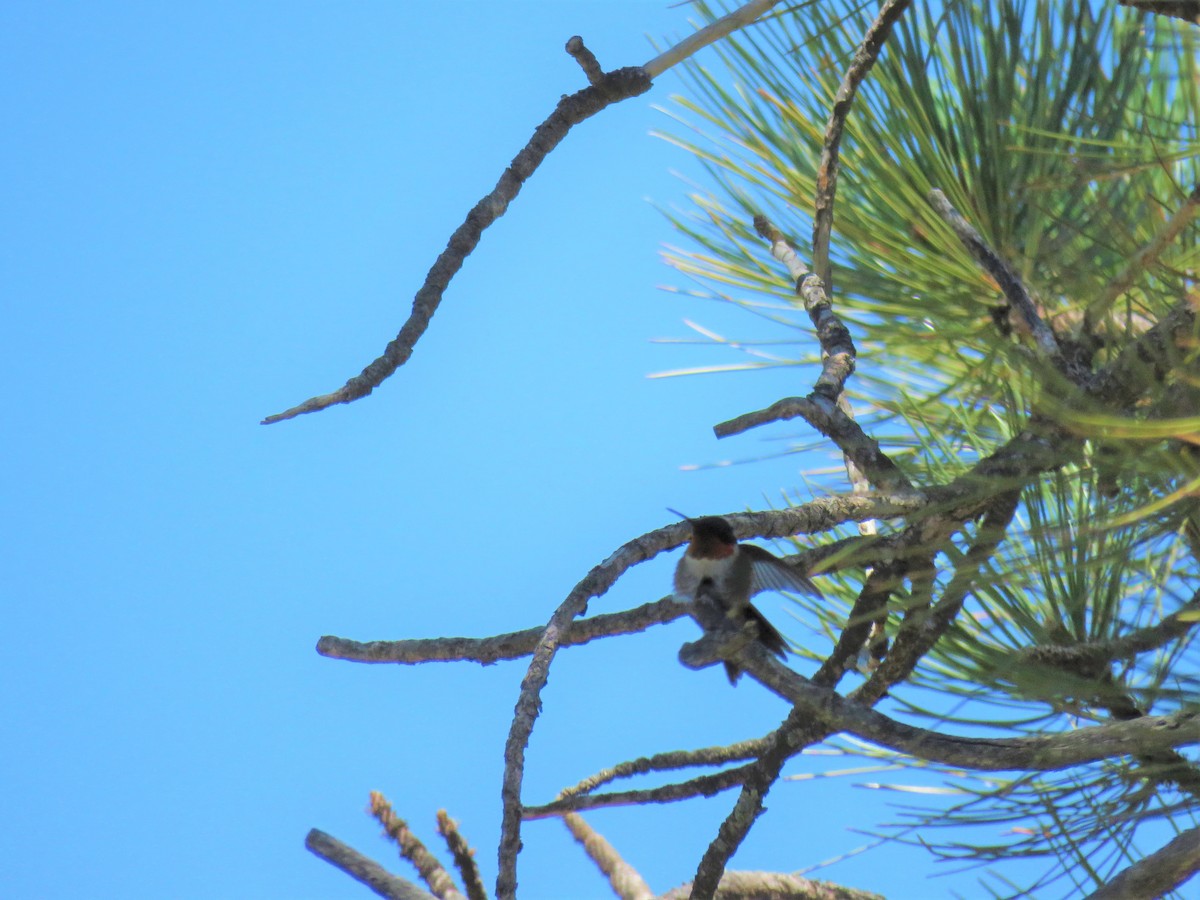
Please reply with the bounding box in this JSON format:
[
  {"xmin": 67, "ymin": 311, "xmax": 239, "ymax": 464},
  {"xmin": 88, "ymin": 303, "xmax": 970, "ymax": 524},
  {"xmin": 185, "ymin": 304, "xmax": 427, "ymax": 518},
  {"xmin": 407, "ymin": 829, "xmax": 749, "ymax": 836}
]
[
  {"xmin": 265, "ymin": 1, "xmax": 793, "ymax": 425},
  {"xmin": 524, "ymin": 765, "xmax": 751, "ymax": 820},
  {"xmin": 1085, "ymin": 824, "xmax": 1200, "ymax": 900},
  {"xmin": 1088, "ymin": 183, "xmax": 1200, "ymax": 321},
  {"xmin": 551, "ymin": 738, "xmax": 770, "ymax": 801},
  {"xmin": 1116, "ymin": 1, "xmax": 1200, "ymax": 25},
  {"xmin": 714, "ymin": 394, "xmax": 910, "ymax": 493},
  {"xmin": 663, "ymin": 870, "xmax": 885, "ymax": 900},
  {"xmin": 262, "ymin": 62, "xmax": 651, "ymax": 425},
  {"xmin": 435, "ymin": 811, "xmax": 487, "ymax": 900},
  {"xmin": 699, "ymin": 624, "xmax": 1200, "ymax": 773},
  {"xmin": 562, "ymin": 813, "xmax": 654, "ymax": 900},
  {"xmin": 928, "ymin": 188, "xmax": 1064, "ymax": 364},
  {"xmin": 1021, "ymin": 587, "xmax": 1200, "ymax": 671},
  {"xmin": 316, "ymin": 597, "xmax": 689, "ymax": 665},
  {"xmin": 689, "ymin": 709, "xmax": 828, "ymax": 900},
  {"xmin": 370, "ymin": 793, "xmax": 463, "ymax": 900},
  {"xmin": 811, "ymin": 0, "xmax": 913, "ymax": 290},
  {"xmin": 853, "ymin": 491, "xmax": 1020, "ymax": 705},
  {"xmin": 305, "ymin": 829, "xmax": 437, "ymax": 900}
]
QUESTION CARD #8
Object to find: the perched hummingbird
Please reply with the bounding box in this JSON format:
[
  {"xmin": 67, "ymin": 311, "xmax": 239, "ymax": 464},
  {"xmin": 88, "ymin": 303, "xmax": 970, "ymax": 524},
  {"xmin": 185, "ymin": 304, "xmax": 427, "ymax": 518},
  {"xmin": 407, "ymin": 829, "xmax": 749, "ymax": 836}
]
[{"xmin": 673, "ymin": 514, "xmax": 821, "ymax": 684}]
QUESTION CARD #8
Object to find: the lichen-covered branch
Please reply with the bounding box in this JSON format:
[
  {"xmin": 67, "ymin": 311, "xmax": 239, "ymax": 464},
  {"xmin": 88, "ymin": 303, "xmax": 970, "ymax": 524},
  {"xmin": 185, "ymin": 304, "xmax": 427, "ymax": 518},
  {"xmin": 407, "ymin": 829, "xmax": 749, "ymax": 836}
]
[
  {"xmin": 262, "ymin": 62, "xmax": 651, "ymax": 425},
  {"xmin": 316, "ymin": 597, "xmax": 689, "ymax": 665},
  {"xmin": 1086, "ymin": 824, "xmax": 1200, "ymax": 900},
  {"xmin": 553, "ymin": 738, "xmax": 771, "ymax": 800},
  {"xmin": 265, "ymin": 1, "xmax": 793, "ymax": 425},
  {"xmin": 715, "ymin": 394, "xmax": 910, "ymax": 494},
  {"xmin": 662, "ymin": 870, "xmax": 886, "ymax": 900},
  {"xmin": 811, "ymin": 0, "xmax": 913, "ymax": 290},
  {"xmin": 524, "ymin": 765, "xmax": 751, "ymax": 820},
  {"xmin": 928, "ymin": 188, "xmax": 1063, "ymax": 365},
  {"xmin": 435, "ymin": 812, "xmax": 487, "ymax": 900},
  {"xmin": 562, "ymin": 814, "xmax": 654, "ymax": 900},
  {"xmin": 370, "ymin": 792, "xmax": 463, "ymax": 900}
]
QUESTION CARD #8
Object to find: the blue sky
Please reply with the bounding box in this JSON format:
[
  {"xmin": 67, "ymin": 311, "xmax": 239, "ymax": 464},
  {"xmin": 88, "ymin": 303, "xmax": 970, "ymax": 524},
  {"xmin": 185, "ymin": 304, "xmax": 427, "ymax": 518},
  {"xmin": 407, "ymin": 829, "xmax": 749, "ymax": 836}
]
[{"xmin": 1, "ymin": 3, "xmax": 1089, "ymax": 898}]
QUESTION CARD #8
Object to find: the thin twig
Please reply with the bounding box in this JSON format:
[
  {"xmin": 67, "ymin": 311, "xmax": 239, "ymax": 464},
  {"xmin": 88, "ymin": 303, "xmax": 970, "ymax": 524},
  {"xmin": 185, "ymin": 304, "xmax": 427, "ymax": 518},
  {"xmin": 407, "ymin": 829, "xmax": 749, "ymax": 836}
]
[
  {"xmin": 562, "ymin": 814, "xmax": 654, "ymax": 900},
  {"xmin": 689, "ymin": 708, "xmax": 827, "ymax": 900},
  {"xmin": 565, "ymin": 36, "xmax": 604, "ymax": 85},
  {"xmin": 811, "ymin": 561, "xmax": 903, "ymax": 688},
  {"xmin": 305, "ymin": 829, "xmax": 437, "ymax": 900},
  {"xmin": 524, "ymin": 765, "xmax": 751, "ymax": 820},
  {"xmin": 854, "ymin": 491, "xmax": 1020, "ymax": 705},
  {"xmin": 370, "ymin": 792, "xmax": 463, "ymax": 900},
  {"xmin": 266, "ymin": 1, "xmax": 790, "ymax": 425},
  {"xmin": 714, "ymin": 394, "xmax": 911, "ymax": 493},
  {"xmin": 554, "ymin": 738, "xmax": 770, "ymax": 800},
  {"xmin": 436, "ymin": 811, "xmax": 488, "ymax": 900},
  {"xmin": 811, "ymin": 0, "xmax": 913, "ymax": 290},
  {"xmin": 1085, "ymin": 824, "xmax": 1200, "ymax": 900},
  {"xmin": 316, "ymin": 597, "xmax": 689, "ymax": 664},
  {"xmin": 262, "ymin": 66, "xmax": 652, "ymax": 425},
  {"xmin": 928, "ymin": 188, "xmax": 1063, "ymax": 363}
]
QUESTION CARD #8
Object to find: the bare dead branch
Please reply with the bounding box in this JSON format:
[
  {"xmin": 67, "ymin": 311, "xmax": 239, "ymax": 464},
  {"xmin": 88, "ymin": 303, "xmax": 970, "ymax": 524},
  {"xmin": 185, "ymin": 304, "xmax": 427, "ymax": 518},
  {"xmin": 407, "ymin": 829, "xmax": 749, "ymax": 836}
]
[
  {"xmin": 662, "ymin": 870, "xmax": 885, "ymax": 900},
  {"xmin": 715, "ymin": 394, "xmax": 910, "ymax": 494},
  {"xmin": 752, "ymin": 214, "xmax": 808, "ymax": 286},
  {"xmin": 435, "ymin": 812, "xmax": 487, "ymax": 900},
  {"xmin": 266, "ymin": 1, "xmax": 793, "ymax": 425},
  {"xmin": 811, "ymin": 0, "xmax": 913, "ymax": 290},
  {"xmin": 810, "ymin": 561, "xmax": 903, "ymax": 688},
  {"xmin": 370, "ymin": 793, "xmax": 463, "ymax": 900},
  {"xmin": 317, "ymin": 597, "xmax": 689, "ymax": 665},
  {"xmin": 706, "ymin": 624, "xmax": 1200, "ymax": 773},
  {"xmin": 1085, "ymin": 824, "xmax": 1200, "ymax": 900},
  {"xmin": 690, "ymin": 708, "xmax": 827, "ymax": 900},
  {"xmin": 854, "ymin": 491, "xmax": 1020, "ymax": 705},
  {"xmin": 524, "ymin": 765, "xmax": 751, "ymax": 820},
  {"xmin": 305, "ymin": 829, "xmax": 437, "ymax": 900},
  {"xmin": 1022, "ymin": 587, "xmax": 1200, "ymax": 671},
  {"xmin": 562, "ymin": 814, "xmax": 654, "ymax": 900},
  {"xmin": 262, "ymin": 65, "xmax": 652, "ymax": 425},
  {"xmin": 565, "ymin": 36, "xmax": 604, "ymax": 85},
  {"xmin": 928, "ymin": 188, "xmax": 1064, "ymax": 364},
  {"xmin": 554, "ymin": 738, "xmax": 771, "ymax": 800}
]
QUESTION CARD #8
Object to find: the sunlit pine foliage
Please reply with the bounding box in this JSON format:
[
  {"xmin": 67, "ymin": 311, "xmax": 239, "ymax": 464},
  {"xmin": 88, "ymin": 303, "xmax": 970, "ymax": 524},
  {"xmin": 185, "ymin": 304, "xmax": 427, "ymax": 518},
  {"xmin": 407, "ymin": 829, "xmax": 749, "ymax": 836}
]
[{"xmin": 659, "ymin": 0, "xmax": 1200, "ymax": 894}]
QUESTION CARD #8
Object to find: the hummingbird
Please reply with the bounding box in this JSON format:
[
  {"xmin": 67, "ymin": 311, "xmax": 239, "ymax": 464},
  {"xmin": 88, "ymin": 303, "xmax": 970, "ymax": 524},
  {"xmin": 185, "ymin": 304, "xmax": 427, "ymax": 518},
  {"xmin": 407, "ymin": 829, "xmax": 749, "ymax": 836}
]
[{"xmin": 672, "ymin": 514, "xmax": 821, "ymax": 684}]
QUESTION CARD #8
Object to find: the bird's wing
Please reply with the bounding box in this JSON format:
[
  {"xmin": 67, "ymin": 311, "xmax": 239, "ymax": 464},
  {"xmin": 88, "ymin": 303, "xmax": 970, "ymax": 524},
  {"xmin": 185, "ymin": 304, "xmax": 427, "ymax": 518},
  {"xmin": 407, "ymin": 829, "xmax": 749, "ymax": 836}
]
[{"xmin": 741, "ymin": 544, "xmax": 823, "ymax": 597}]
